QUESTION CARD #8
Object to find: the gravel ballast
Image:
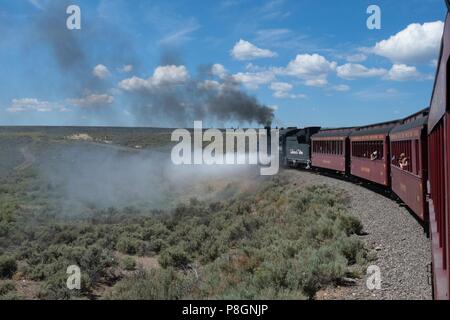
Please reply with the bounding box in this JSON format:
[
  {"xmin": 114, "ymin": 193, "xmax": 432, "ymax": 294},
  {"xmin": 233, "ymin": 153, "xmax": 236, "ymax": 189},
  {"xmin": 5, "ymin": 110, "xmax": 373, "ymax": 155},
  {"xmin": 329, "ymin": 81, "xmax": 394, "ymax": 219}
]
[{"xmin": 282, "ymin": 169, "xmax": 432, "ymax": 300}]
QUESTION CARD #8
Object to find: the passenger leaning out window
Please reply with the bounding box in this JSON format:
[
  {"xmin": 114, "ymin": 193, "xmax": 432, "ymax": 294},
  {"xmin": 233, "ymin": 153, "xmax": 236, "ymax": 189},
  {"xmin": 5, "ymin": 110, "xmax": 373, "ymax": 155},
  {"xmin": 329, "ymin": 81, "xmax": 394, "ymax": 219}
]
[{"xmin": 398, "ymin": 153, "xmax": 409, "ymax": 170}]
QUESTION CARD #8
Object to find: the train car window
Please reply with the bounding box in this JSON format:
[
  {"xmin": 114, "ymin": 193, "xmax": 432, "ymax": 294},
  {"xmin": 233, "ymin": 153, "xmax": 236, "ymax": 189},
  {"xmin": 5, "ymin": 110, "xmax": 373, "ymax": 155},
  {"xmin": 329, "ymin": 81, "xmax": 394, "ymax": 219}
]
[
  {"xmin": 351, "ymin": 140, "xmax": 383, "ymax": 159},
  {"xmin": 391, "ymin": 140, "xmax": 413, "ymax": 172},
  {"xmin": 313, "ymin": 139, "xmax": 345, "ymax": 155}
]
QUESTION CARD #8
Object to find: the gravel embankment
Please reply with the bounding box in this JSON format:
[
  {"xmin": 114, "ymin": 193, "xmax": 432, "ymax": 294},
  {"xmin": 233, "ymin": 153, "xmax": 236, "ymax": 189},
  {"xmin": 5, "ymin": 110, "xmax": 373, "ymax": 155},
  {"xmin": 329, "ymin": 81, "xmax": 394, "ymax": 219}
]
[{"xmin": 283, "ymin": 169, "xmax": 432, "ymax": 300}]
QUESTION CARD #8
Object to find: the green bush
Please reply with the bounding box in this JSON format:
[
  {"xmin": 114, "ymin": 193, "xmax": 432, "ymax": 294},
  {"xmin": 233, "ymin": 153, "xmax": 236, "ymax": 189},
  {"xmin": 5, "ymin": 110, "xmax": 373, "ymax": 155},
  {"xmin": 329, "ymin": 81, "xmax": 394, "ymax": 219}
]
[
  {"xmin": 116, "ymin": 237, "xmax": 140, "ymax": 255},
  {"xmin": 287, "ymin": 246, "xmax": 347, "ymax": 299},
  {"xmin": 0, "ymin": 256, "xmax": 17, "ymax": 279},
  {"xmin": 340, "ymin": 215, "xmax": 364, "ymax": 235},
  {"xmin": 0, "ymin": 281, "xmax": 16, "ymax": 296},
  {"xmin": 337, "ymin": 236, "xmax": 366, "ymax": 265},
  {"xmin": 107, "ymin": 268, "xmax": 195, "ymax": 300},
  {"xmin": 158, "ymin": 247, "xmax": 192, "ymax": 269},
  {"xmin": 122, "ymin": 257, "xmax": 136, "ymax": 271},
  {"xmin": 38, "ymin": 270, "xmax": 89, "ymax": 300}
]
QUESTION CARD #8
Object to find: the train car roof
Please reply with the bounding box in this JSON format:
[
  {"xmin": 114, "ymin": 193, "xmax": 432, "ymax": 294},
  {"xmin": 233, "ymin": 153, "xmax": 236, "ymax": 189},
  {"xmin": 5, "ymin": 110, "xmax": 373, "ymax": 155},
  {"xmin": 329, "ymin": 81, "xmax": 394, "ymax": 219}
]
[
  {"xmin": 401, "ymin": 107, "xmax": 429, "ymax": 121},
  {"xmin": 312, "ymin": 127, "xmax": 355, "ymax": 138},
  {"xmin": 390, "ymin": 108, "xmax": 429, "ymax": 134},
  {"xmin": 391, "ymin": 116, "xmax": 428, "ymax": 134},
  {"xmin": 428, "ymin": 11, "xmax": 450, "ymax": 133},
  {"xmin": 350, "ymin": 119, "xmax": 399, "ymax": 137}
]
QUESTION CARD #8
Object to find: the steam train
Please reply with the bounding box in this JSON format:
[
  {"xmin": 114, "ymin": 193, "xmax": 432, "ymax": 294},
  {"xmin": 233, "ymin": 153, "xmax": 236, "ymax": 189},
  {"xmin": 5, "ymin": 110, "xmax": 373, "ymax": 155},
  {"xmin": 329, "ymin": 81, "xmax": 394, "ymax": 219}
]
[{"xmin": 278, "ymin": 2, "xmax": 450, "ymax": 299}]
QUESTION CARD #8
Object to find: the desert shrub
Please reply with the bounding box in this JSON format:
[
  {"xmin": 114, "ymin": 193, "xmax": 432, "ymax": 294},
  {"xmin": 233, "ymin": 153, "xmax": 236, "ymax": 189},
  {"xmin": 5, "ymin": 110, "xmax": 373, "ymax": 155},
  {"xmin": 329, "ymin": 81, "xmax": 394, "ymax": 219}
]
[
  {"xmin": 0, "ymin": 255, "xmax": 17, "ymax": 279},
  {"xmin": 339, "ymin": 215, "xmax": 364, "ymax": 235},
  {"xmin": 116, "ymin": 236, "xmax": 141, "ymax": 255},
  {"xmin": 0, "ymin": 292, "xmax": 21, "ymax": 300},
  {"xmin": 122, "ymin": 257, "xmax": 136, "ymax": 271},
  {"xmin": 287, "ymin": 246, "xmax": 348, "ymax": 298},
  {"xmin": 158, "ymin": 247, "xmax": 192, "ymax": 269},
  {"xmin": 336, "ymin": 236, "xmax": 366, "ymax": 265},
  {"xmin": 0, "ymin": 281, "xmax": 16, "ymax": 296},
  {"xmin": 38, "ymin": 270, "xmax": 90, "ymax": 300},
  {"xmin": 142, "ymin": 222, "xmax": 170, "ymax": 241},
  {"xmin": 24, "ymin": 244, "xmax": 115, "ymax": 291},
  {"xmin": 107, "ymin": 268, "xmax": 195, "ymax": 300},
  {"xmin": 252, "ymin": 255, "xmax": 290, "ymax": 290}
]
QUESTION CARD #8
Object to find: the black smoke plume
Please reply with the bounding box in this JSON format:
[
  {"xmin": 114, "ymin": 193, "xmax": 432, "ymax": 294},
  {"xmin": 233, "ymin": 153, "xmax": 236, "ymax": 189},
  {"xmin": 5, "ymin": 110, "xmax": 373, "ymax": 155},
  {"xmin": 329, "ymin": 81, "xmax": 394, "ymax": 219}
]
[{"xmin": 30, "ymin": 2, "xmax": 274, "ymax": 127}]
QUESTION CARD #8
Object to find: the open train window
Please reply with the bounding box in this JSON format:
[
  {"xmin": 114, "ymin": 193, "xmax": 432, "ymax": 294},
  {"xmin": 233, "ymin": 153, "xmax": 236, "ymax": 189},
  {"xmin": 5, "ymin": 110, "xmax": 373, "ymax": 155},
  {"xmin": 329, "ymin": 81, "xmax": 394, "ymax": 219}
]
[
  {"xmin": 312, "ymin": 140, "xmax": 344, "ymax": 155},
  {"xmin": 352, "ymin": 140, "xmax": 384, "ymax": 160},
  {"xmin": 391, "ymin": 140, "xmax": 413, "ymax": 172}
]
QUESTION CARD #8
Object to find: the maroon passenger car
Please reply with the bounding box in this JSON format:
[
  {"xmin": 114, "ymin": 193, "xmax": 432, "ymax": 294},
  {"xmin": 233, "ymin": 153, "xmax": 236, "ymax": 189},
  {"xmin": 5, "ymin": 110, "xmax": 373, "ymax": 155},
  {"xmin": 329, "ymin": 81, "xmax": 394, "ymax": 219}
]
[
  {"xmin": 390, "ymin": 109, "xmax": 429, "ymax": 221},
  {"xmin": 427, "ymin": 6, "xmax": 450, "ymax": 300},
  {"xmin": 311, "ymin": 128, "xmax": 354, "ymax": 173},
  {"xmin": 350, "ymin": 120, "xmax": 398, "ymax": 187}
]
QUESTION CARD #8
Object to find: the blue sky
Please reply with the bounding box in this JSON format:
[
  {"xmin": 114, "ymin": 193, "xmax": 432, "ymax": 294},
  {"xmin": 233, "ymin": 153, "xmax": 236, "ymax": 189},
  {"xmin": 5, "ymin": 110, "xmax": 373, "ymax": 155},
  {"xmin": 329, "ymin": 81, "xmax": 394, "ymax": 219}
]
[{"xmin": 0, "ymin": 0, "xmax": 447, "ymax": 128}]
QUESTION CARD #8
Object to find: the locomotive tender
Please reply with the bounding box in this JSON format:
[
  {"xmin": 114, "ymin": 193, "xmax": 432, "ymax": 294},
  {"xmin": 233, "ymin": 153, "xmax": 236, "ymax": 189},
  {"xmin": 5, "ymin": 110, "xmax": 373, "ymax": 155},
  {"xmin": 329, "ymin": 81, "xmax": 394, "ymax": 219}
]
[{"xmin": 279, "ymin": 1, "xmax": 450, "ymax": 299}]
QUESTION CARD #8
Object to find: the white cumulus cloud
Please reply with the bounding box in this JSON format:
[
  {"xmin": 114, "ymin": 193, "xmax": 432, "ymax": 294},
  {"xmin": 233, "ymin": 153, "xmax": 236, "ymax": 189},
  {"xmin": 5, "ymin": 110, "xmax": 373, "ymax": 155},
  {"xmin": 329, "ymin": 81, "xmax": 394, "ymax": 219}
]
[
  {"xmin": 119, "ymin": 65, "xmax": 189, "ymax": 91},
  {"xmin": 385, "ymin": 64, "xmax": 421, "ymax": 81},
  {"xmin": 197, "ymin": 80, "xmax": 224, "ymax": 91},
  {"xmin": 67, "ymin": 94, "xmax": 114, "ymax": 108},
  {"xmin": 269, "ymin": 82, "xmax": 306, "ymax": 99},
  {"xmin": 331, "ymin": 84, "xmax": 351, "ymax": 92},
  {"xmin": 7, "ymin": 98, "xmax": 62, "ymax": 113},
  {"xmin": 270, "ymin": 81, "xmax": 293, "ymax": 92},
  {"xmin": 211, "ymin": 64, "xmax": 228, "ymax": 79},
  {"xmin": 346, "ymin": 54, "xmax": 367, "ymax": 63},
  {"xmin": 231, "ymin": 39, "xmax": 277, "ymax": 60},
  {"xmin": 282, "ymin": 54, "xmax": 337, "ymax": 87},
  {"xmin": 93, "ymin": 64, "xmax": 110, "ymax": 79},
  {"xmin": 121, "ymin": 64, "xmax": 133, "ymax": 73},
  {"xmin": 232, "ymin": 71, "xmax": 275, "ymax": 90},
  {"xmin": 336, "ymin": 63, "xmax": 387, "ymax": 80},
  {"xmin": 368, "ymin": 21, "xmax": 444, "ymax": 64}
]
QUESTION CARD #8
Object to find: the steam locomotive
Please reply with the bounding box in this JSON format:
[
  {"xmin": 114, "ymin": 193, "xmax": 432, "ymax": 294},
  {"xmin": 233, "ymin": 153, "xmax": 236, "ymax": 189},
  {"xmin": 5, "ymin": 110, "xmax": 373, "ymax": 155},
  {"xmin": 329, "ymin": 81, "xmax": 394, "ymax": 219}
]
[{"xmin": 278, "ymin": 1, "xmax": 450, "ymax": 299}]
